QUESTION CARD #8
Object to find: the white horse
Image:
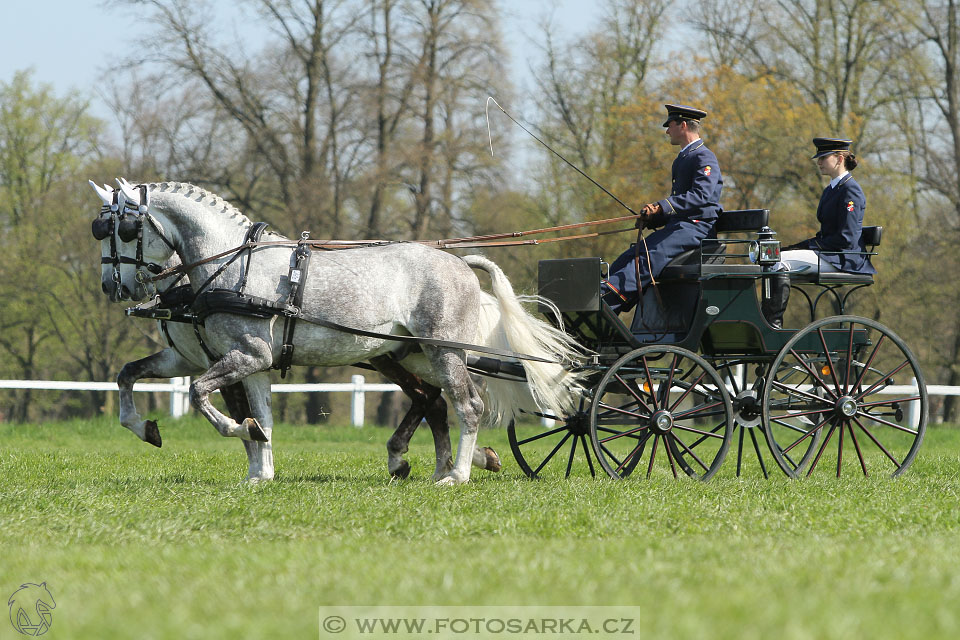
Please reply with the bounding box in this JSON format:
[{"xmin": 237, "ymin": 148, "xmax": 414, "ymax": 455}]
[
  {"xmin": 92, "ymin": 183, "xmax": 504, "ymax": 481},
  {"xmin": 91, "ymin": 180, "xmax": 583, "ymax": 484}
]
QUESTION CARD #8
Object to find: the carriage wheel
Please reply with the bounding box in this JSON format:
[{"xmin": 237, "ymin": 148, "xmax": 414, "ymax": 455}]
[
  {"xmin": 507, "ymin": 399, "xmax": 597, "ymax": 479},
  {"xmin": 762, "ymin": 316, "xmax": 927, "ymax": 478},
  {"xmin": 714, "ymin": 359, "xmax": 776, "ymax": 478},
  {"xmin": 589, "ymin": 346, "xmax": 734, "ymax": 481}
]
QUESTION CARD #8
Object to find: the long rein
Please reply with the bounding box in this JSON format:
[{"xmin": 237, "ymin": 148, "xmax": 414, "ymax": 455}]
[{"xmin": 147, "ymin": 214, "xmax": 640, "ymax": 284}]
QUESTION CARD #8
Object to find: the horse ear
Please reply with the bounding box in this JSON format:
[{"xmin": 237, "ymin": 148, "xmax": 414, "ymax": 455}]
[
  {"xmin": 117, "ymin": 178, "xmax": 139, "ymax": 205},
  {"xmin": 89, "ymin": 180, "xmax": 112, "ymax": 205}
]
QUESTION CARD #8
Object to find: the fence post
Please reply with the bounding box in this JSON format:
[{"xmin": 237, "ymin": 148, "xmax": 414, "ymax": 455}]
[
  {"xmin": 170, "ymin": 377, "xmax": 190, "ymax": 418},
  {"xmin": 351, "ymin": 374, "xmax": 365, "ymax": 427},
  {"xmin": 908, "ymin": 377, "xmax": 920, "ymax": 429}
]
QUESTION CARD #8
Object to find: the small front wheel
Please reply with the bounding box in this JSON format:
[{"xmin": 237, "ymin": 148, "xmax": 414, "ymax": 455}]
[{"xmin": 589, "ymin": 346, "xmax": 734, "ymax": 480}]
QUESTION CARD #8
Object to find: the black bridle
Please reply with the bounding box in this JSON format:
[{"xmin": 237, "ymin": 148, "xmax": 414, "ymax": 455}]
[{"xmin": 92, "ymin": 184, "xmax": 177, "ymax": 294}]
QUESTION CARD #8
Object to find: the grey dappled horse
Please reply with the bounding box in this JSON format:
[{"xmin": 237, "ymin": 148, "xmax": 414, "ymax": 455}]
[
  {"xmin": 92, "ymin": 180, "xmax": 583, "ymax": 484},
  {"xmin": 93, "ymin": 183, "xmax": 502, "ymax": 481}
]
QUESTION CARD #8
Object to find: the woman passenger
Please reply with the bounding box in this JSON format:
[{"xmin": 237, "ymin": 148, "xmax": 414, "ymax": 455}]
[{"xmin": 762, "ymin": 138, "xmax": 876, "ymax": 328}]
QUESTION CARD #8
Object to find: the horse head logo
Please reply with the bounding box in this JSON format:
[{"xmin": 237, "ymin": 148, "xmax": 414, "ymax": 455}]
[{"xmin": 8, "ymin": 583, "xmax": 56, "ymax": 636}]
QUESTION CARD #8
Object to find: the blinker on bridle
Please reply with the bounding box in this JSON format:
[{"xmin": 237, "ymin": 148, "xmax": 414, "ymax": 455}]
[{"xmin": 94, "ymin": 183, "xmax": 175, "ymax": 281}]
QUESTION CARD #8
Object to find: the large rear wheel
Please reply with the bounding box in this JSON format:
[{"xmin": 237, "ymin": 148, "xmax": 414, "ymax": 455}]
[
  {"xmin": 762, "ymin": 316, "xmax": 927, "ymax": 478},
  {"xmin": 589, "ymin": 346, "xmax": 734, "ymax": 481}
]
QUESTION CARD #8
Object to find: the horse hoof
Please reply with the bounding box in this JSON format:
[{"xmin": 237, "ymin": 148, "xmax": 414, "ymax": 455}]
[
  {"xmin": 144, "ymin": 420, "xmax": 162, "ymax": 448},
  {"xmin": 435, "ymin": 472, "xmax": 467, "ymax": 486},
  {"xmin": 390, "ymin": 460, "xmax": 411, "ymax": 480},
  {"xmin": 243, "ymin": 418, "xmax": 268, "ymax": 442},
  {"xmin": 483, "ymin": 447, "xmax": 501, "ymax": 472}
]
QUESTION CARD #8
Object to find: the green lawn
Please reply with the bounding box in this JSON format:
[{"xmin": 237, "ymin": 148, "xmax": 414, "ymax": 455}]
[{"xmin": 1, "ymin": 416, "xmax": 958, "ymax": 639}]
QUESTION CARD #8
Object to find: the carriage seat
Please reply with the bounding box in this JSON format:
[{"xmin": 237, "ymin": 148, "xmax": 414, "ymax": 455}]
[
  {"xmin": 790, "ymin": 225, "xmax": 881, "ymax": 286},
  {"xmin": 656, "ymin": 209, "xmax": 770, "ymax": 280}
]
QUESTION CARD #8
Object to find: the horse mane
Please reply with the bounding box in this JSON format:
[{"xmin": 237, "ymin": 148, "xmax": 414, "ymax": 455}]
[{"xmin": 146, "ymin": 181, "xmax": 283, "ymax": 238}]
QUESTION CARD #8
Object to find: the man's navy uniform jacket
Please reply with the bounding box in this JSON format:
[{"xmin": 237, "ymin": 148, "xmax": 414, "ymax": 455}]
[
  {"xmin": 606, "ymin": 139, "xmax": 723, "ymax": 312},
  {"xmin": 791, "ymin": 174, "xmax": 875, "ymax": 274}
]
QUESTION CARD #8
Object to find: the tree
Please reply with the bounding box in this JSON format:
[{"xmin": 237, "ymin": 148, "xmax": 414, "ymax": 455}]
[{"xmin": 0, "ymin": 72, "xmax": 109, "ymax": 421}]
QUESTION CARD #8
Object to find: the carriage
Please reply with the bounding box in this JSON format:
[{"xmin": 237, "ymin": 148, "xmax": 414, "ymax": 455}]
[
  {"xmin": 92, "ymin": 181, "xmax": 926, "ymax": 484},
  {"xmin": 507, "ymin": 209, "xmax": 927, "ymax": 481}
]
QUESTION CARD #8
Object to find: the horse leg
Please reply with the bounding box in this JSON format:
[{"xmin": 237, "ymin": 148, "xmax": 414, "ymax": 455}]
[
  {"xmin": 426, "ymin": 348, "xmax": 484, "ymax": 485},
  {"xmin": 423, "ymin": 390, "xmax": 501, "ymax": 479},
  {"xmin": 370, "ymin": 356, "xmax": 436, "ymax": 479},
  {"xmin": 371, "ymin": 356, "xmax": 500, "ymax": 480},
  {"xmin": 219, "ymin": 382, "xmax": 264, "ymax": 480},
  {"xmin": 117, "ymin": 347, "xmax": 201, "ymax": 447},
  {"xmin": 239, "ymin": 373, "xmax": 275, "ymax": 482},
  {"xmin": 189, "ymin": 347, "xmax": 271, "ymax": 443}
]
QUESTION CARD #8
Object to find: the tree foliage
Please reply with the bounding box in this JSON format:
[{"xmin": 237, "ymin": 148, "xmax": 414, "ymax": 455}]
[{"xmin": 4, "ymin": 0, "xmax": 960, "ymax": 422}]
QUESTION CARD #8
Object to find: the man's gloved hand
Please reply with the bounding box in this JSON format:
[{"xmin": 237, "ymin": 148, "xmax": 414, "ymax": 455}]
[{"xmin": 636, "ymin": 203, "xmax": 662, "ymax": 229}]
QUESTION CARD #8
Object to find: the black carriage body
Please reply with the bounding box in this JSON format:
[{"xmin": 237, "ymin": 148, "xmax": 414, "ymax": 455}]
[
  {"xmin": 538, "ymin": 209, "xmax": 871, "ymax": 362},
  {"xmin": 515, "ymin": 209, "xmax": 924, "ymax": 482}
]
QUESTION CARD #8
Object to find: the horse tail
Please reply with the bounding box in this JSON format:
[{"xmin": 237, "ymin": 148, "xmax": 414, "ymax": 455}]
[{"xmin": 463, "ymin": 255, "xmax": 586, "ymax": 424}]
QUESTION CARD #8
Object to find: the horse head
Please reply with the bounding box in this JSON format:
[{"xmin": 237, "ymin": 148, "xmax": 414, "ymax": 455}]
[{"xmin": 88, "ymin": 179, "xmax": 177, "ymax": 301}]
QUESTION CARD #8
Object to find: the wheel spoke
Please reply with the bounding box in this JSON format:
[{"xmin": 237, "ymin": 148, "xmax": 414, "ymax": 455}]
[
  {"xmin": 564, "ymin": 434, "xmax": 577, "ymax": 478},
  {"xmin": 534, "ymin": 431, "xmax": 573, "ymax": 475},
  {"xmin": 850, "ymin": 333, "xmax": 887, "ymax": 396},
  {"xmin": 674, "ymin": 400, "xmax": 725, "ymax": 420},
  {"xmin": 516, "ymin": 424, "xmax": 570, "ymax": 446},
  {"xmin": 736, "ymin": 426, "xmax": 745, "ymax": 476},
  {"xmin": 856, "ymin": 410, "xmax": 919, "ymax": 435},
  {"xmin": 668, "ymin": 370, "xmax": 709, "ymax": 412},
  {"xmin": 859, "ymin": 395, "xmax": 921, "ymax": 408},
  {"xmin": 836, "ymin": 418, "xmax": 845, "ymax": 477},
  {"xmin": 672, "ymin": 431, "xmax": 711, "ymax": 472},
  {"xmin": 579, "ymin": 434, "xmax": 596, "ymax": 477},
  {"xmin": 817, "ymin": 327, "xmax": 843, "ymax": 392},
  {"xmin": 664, "ymin": 436, "xmax": 679, "ymax": 479},
  {"xmin": 659, "ymin": 353, "xmax": 680, "ymax": 410},
  {"xmin": 640, "ymin": 356, "xmax": 659, "ymax": 412},
  {"xmin": 613, "ymin": 372, "xmax": 654, "ymax": 414},
  {"xmin": 770, "ymin": 379, "xmax": 834, "ymax": 405},
  {"xmin": 844, "ymin": 324, "xmax": 857, "ymax": 394},
  {"xmin": 596, "ymin": 425, "xmax": 645, "ymax": 440},
  {"xmin": 646, "ymin": 434, "xmax": 660, "ymax": 479},
  {"xmin": 599, "ymin": 423, "xmax": 649, "ymax": 444},
  {"xmin": 789, "ymin": 349, "xmax": 839, "ymax": 401},
  {"xmin": 806, "ymin": 421, "xmax": 838, "ymax": 477},
  {"xmin": 673, "ymin": 423, "xmax": 725, "ymax": 440},
  {"xmin": 749, "ymin": 427, "xmax": 769, "ymax": 478},
  {"xmin": 614, "ymin": 431, "xmax": 651, "ymax": 475},
  {"xmin": 855, "ymin": 359, "xmax": 911, "ymax": 400},
  {"xmin": 783, "ymin": 414, "xmax": 832, "ymax": 455},
  {"xmin": 847, "ymin": 422, "xmax": 868, "ymax": 476},
  {"xmin": 853, "ymin": 416, "xmax": 902, "ymax": 468},
  {"xmin": 595, "ymin": 401, "xmax": 648, "ymax": 421}
]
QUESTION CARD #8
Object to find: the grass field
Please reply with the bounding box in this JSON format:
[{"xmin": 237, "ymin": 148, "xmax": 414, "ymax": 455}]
[{"xmin": 1, "ymin": 416, "xmax": 959, "ymax": 639}]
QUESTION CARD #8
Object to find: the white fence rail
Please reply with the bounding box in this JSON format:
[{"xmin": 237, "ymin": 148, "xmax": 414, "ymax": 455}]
[
  {"xmin": 0, "ymin": 375, "xmax": 399, "ymax": 427},
  {"xmin": 1, "ymin": 377, "xmax": 956, "ymax": 427}
]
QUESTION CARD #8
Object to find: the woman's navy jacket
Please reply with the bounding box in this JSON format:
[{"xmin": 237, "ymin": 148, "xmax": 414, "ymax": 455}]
[{"xmin": 799, "ymin": 174, "xmax": 876, "ymax": 274}]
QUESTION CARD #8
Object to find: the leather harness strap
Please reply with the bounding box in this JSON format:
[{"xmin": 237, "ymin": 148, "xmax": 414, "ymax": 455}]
[{"xmin": 278, "ymin": 232, "xmax": 312, "ymax": 377}]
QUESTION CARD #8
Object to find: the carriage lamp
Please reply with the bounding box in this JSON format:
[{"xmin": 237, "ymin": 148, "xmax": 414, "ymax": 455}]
[{"xmin": 756, "ymin": 239, "xmax": 781, "ymax": 264}]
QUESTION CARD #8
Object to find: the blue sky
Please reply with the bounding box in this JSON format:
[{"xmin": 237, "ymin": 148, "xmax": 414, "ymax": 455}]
[{"xmin": 0, "ymin": 0, "xmax": 590, "ymax": 118}]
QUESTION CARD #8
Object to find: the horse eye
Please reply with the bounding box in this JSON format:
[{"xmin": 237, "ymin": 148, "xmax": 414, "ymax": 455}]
[
  {"xmin": 91, "ymin": 218, "xmax": 111, "ymax": 240},
  {"xmin": 117, "ymin": 218, "xmax": 140, "ymax": 242}
]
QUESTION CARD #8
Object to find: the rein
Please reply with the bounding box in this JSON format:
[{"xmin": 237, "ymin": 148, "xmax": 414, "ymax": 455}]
[{"xmin": 147, "ymin": 216, "xmax": 639, "ymax": 283}]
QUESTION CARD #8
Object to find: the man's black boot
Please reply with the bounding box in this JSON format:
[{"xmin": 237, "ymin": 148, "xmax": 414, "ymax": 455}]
[{"xmin": 761, "ymin": 273, "xmax": 791, "ymax": 329}]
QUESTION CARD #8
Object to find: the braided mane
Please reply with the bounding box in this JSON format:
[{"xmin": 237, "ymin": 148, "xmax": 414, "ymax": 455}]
[{"xmin": 147, "ymin": 181, "xmax": 282, "ymax": 238}]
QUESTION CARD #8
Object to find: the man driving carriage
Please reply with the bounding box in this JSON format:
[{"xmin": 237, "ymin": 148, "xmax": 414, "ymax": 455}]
[{"xmin": 601, "ymin": 104, "xmax": 723, "ymax": 314}]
